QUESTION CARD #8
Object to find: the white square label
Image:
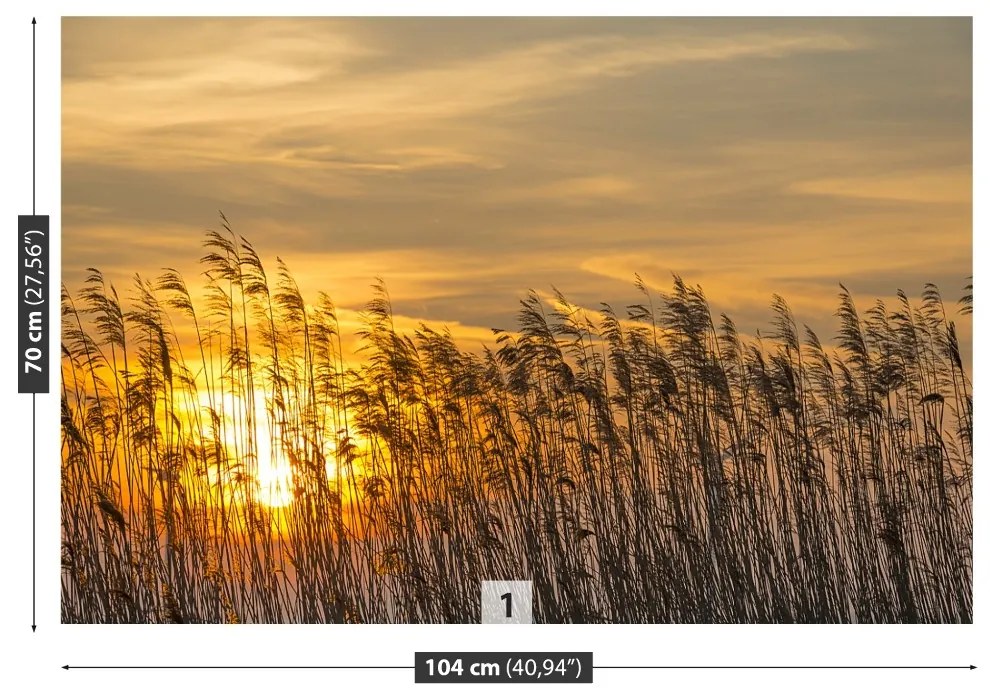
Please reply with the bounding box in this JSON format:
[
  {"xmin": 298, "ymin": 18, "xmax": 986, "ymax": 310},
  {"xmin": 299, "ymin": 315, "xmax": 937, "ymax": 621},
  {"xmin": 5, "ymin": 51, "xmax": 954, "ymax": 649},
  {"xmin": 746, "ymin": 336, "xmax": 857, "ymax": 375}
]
[{"xmin": 481, "ymin": 580, "xmax": 533, "ymax": 624}]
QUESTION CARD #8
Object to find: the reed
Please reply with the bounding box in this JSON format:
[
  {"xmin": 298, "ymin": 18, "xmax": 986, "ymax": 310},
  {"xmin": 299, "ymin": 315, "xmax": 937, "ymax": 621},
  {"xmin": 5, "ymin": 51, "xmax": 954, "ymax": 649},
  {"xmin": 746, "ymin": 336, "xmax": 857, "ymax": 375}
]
[{"xmin": 61, "ymin": 220, "xmax": 973, "ymax": 623}]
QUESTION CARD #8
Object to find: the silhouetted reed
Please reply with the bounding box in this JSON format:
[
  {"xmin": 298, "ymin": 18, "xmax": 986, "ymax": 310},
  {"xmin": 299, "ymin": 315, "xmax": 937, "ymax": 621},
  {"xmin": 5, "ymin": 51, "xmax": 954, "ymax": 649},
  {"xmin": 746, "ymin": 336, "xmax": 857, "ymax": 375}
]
[{"xmin": 61, "ymin": 218, "xmax": 972, "ymax": 623}]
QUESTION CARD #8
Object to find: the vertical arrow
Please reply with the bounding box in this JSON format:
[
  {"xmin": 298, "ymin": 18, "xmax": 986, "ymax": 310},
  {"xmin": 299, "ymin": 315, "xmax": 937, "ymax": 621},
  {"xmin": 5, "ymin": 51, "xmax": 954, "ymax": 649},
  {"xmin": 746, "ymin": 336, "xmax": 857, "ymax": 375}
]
[
  {"xmin": 17, "ymin": 18, "xmax": 53, "ymax": 637},
  {"xmin": 32, "ymin": 393, "xmax": 36, "ymax": 632},
  {"xmin": 31, "ymin": 16, "xmax": 38, "ymax": 633},
  {"xmin": 32, "ymin": 17, "xmax": 36, "ymax": 215}
]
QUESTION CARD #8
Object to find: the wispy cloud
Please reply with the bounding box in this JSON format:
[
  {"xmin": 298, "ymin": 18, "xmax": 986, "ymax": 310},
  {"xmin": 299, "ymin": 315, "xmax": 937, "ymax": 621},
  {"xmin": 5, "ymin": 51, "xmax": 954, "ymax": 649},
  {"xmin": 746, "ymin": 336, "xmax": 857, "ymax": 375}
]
[
  {"xmin": 61, "ymin": 18, "xmax": 971, "ymax": 347},
  {"xmin": 789, "ymin": 167, "xmax": 971, "ymax": 204},
  {"xmin": 63, "ymin": 25, "xmax": 860, "ymax": 169}
]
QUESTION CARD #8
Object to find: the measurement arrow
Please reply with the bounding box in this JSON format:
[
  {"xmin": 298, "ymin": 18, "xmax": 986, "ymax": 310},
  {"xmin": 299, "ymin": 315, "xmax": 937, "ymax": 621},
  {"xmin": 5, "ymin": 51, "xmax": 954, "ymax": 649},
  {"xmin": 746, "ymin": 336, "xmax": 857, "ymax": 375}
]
[
  {"xmin": 63, "ymin": 665, "xmax": 414, "ymax": 671},
  {"xmin": 20, "ymin": 17, "xmax": 50, "ymax": 635},
  {"xmin": 30, "ymin": 16, "xmax": 38, "ymax": 634},
  {"xmin": 62, "ymin": 664, "xmax": 975, "ymax": 671},
  {"xmin": 594, "ymin": 665, "xmax": 976, "ymax": 670},
  {"xmin": 32, "ymin": 17, "xmax": 36, "ymax": 214},
  {"xmin": 31, "ymin": 393, "xmax": 36, "ymax": 632}
]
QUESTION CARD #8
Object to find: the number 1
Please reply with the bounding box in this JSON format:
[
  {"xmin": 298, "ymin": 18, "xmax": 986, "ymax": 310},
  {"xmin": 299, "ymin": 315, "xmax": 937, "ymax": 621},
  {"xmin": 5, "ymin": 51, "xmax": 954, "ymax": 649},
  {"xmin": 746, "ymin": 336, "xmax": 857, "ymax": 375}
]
[{"xmin": 501, "ymin": 591, "xmax": 512, "ymax": 617}]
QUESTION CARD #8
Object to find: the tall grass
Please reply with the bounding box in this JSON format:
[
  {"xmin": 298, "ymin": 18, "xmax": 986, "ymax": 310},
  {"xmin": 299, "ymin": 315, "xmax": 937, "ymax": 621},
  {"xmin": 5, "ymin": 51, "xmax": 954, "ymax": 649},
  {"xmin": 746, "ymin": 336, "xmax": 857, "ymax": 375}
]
[{"xmin": 61, "ymin": 220, "xmax": 973, "ymax": 623}]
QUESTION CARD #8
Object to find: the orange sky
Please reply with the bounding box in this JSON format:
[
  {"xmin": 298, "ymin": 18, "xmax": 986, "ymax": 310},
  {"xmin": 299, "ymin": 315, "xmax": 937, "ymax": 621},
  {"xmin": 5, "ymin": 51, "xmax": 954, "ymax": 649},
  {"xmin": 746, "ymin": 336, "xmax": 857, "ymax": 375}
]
[{"xmin": 61, "ymin": 17, "xmax": 972, "ymax": 353}]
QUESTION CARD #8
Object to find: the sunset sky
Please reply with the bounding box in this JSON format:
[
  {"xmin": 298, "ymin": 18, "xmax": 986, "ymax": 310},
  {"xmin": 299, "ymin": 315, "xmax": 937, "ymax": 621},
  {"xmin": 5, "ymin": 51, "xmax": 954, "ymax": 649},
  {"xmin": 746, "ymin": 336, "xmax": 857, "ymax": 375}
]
[{"xmin": 62, "ymin": 17, "xmax": 972, "ymax": 351}]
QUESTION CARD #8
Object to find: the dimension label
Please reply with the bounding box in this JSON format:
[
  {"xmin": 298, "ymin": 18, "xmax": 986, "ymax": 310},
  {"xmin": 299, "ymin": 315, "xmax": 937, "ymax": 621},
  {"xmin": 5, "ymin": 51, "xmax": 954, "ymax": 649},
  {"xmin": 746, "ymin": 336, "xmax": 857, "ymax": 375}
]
[
  {"xmin": 18, "ymin": 215, "xmax": 49, "ymax": 393},
  {"xmin": 415, "ymin": 652, "xmax": 592, "ymax": 684}
]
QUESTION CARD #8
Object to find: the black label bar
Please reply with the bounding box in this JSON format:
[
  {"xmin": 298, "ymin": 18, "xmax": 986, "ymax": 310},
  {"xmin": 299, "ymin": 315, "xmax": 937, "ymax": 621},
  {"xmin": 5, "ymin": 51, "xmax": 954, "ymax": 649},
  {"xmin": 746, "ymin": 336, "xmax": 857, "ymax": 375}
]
[
  {"xmin": 18, "ymin": 215, "xmax": 49, "ymax": 394},
  {"xmin": 415, "ymin": 652, "xmax": 592, "ymax": 684}
]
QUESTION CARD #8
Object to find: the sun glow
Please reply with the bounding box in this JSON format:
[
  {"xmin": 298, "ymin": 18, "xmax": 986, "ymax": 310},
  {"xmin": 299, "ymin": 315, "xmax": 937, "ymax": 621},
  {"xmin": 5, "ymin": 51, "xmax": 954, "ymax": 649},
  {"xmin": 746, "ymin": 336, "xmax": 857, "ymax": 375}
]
[
  {"xmin": 199, "ymin": 389, "xmax": 364, "ymax": 510},
  {"xmin": 254, "ymin": 443, "xmax": 295, "ymax": 510},
  {"xmin": 241, "ymin": 390, "xmax": 292, "ymax": 509},
  {"xmin": 204, "ymin": 390, "xmax": 304, "ymax": 509}
]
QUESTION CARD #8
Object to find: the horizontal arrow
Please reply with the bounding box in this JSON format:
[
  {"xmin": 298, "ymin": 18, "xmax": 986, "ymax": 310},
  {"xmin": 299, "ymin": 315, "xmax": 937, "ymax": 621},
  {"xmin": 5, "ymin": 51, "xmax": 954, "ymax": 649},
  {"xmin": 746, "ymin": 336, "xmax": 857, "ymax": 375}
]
[
  {"xmin": 64, "ymin": 665, "xmax": 413, "ymax": 670},
  {"xmin": 595, "ymin": 665, "xmax": 976, "ymax": 670},
  {"xmin": 63, "ymin": 664, "xmax": 974, "ymax": 671}
]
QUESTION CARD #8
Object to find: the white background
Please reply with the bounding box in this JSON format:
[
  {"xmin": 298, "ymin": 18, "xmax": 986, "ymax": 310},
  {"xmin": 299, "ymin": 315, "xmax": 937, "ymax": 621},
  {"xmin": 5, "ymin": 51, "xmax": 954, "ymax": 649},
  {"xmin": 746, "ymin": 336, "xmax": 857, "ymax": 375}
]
[{"xmin": 0, "ymin": 2, "xmax": 984, "ymax": 698}]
